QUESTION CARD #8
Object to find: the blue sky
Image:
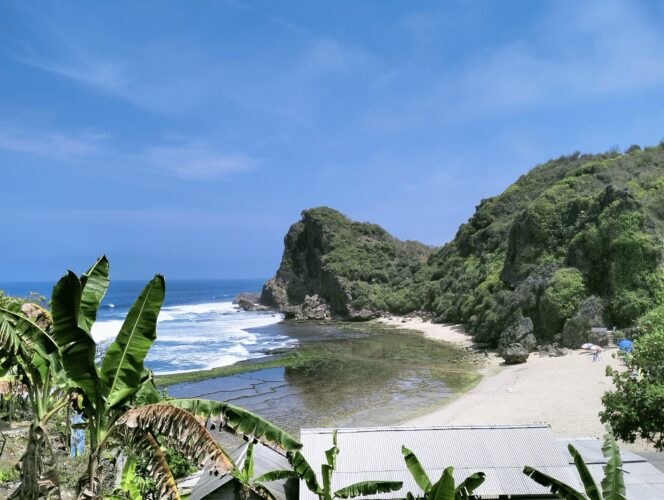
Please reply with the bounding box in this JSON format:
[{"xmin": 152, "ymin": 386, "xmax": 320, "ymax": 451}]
[{"xmin": 2, "ymin": 0, "xmax": 664, "ymax": 281}]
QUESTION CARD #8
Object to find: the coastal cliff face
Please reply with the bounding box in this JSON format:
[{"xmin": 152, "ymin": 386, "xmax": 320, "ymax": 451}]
[
  {"xmin": 261, "ymin": 207, "xmax": 433, "ymax": 320},
  {"xmin": 264, "ymin": 143, "xmax": 664, "ymax": 345}
]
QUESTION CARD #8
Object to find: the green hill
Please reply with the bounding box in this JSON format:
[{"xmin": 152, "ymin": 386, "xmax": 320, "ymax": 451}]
[{"xmin": 263, "ymin": 143, "xmax": 664, "ymax": 347}]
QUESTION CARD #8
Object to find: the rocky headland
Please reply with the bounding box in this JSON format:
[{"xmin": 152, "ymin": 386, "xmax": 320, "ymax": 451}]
[{"xmin": 260, "ymin": 144, "xmax": 664, "ymax": 355}]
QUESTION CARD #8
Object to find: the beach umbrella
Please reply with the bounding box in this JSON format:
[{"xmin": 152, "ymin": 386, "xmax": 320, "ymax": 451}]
[
  {"xmin": 581, "ymin": 343, "xmax": 594, "ymax": 350},
  {"xmin": 618, "ymin": 339, "xmax": 633, "ymax": 353}
]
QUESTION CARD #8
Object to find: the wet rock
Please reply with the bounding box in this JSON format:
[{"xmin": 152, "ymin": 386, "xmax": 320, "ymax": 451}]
[
  {"xmin": 237, "ymin": 298, "xmax": 269, "ymax": 312},
  {"xmin": 233, "ymin": 292, "xmax": 261, "ymax": 305},
  {"xmin": 501, "ymin": 343, "xmax": 530, "ymax": 364}
]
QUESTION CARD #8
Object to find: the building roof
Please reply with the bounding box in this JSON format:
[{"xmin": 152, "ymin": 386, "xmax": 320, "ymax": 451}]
[
  {"xmin": 558, "ymin": 438, "xmax": 664, "ymax": 500},
  {"xmin": 191, "ymin": 441, "xmax": 298, "ymax": 500},
  {"xmin": 299, "ymin": 424, "xmax": 581, "ymax": 499}
]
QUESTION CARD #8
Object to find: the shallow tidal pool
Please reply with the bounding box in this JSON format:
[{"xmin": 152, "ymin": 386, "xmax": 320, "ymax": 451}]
[{"xmin": 166, "ymin": 322, "xmax": 481, "ymax": 435}]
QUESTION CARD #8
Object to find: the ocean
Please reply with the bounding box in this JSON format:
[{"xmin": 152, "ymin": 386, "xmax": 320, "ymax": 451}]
[{"xmin": 0, "ymin": 279, "xmax": 289, "ymax": 374}]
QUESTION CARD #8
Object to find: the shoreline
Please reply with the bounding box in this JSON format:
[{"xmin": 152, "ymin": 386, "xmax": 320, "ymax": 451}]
[{"xmin": 378, "ymin": 317, "xmax": 654, "ymax": 450}]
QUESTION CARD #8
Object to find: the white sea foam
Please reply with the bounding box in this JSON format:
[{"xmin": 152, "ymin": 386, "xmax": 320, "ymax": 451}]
[{"xmin": 90, "ymin": 301, "xmax": 287, "ymax": 374}]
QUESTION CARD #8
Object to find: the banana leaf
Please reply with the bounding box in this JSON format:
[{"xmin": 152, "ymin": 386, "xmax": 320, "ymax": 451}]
[
  {"xmin": 523, "ymin": 466, "xmax": 586, "ymax": 499},
  {"xmin": 601, "ymin": 429, "xmax": 626, "ymax": 500},
  {"xmin": 428, "ymin": 467, "xmax": 455, "ymax": 500},
  {"xmin": 287, "ymin": 451, "xmax": 321, "ymax": 494},
  {"xmin": 113, "ymin": 404, "xmax": 234, "ymax": 477},
  {"xmin": 119, "ymin": 456, "xmax": 142, "ymax": 500},
  {"xmin": 100, "ymin": 275, "xmax": 165, "ymax": 408},
  {"xmin": 166, "ymin": 398, "xmax": 302, "ymax": 451},
  {"xmin": 568, "ymin": 444, "xmax": 601, "ymax": 500},
  {"xmin": 334, "ymin": 480, "xmax": 403, "ymax": 498},
  {"xmin": 454, "ymin": 472, "xmax": 485, "ymax": 499},
  {"xmin": 402, "ymin": 445, "xmax": 432, "ymax": 492},
  {"xmin": 51, "ymin": 272, "xmax": 100, "ymax": 406},
  {"xmin": 78, "ymin": 256, "xmax": 109, "ymax": 334},
  {"xmin": 0, "ymin": 308, "xmax": 58, "ymax": 360},
  {"xmin": 254, "ymin": 469, "xmax": 300, "ymax": 483}
]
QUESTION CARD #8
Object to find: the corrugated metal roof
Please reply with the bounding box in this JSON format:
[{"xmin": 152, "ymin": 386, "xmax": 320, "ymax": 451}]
[
  {"xmin": 299, "ymin": 424, "xmax": 580, "ymax": 499},
  {"xmin": 586, "ymin": 463, "xmax": 664, "ymax": 499},
  {"xmin": 558, "ymin": 439, "xmax": 664, "ymax": 499},
  {"xmin": 558, "ymin": 438, "xmax": 646, "ymax": 464},
  {"xmin": 192, "ymin": 441, "xmax": 297, "ymax": 500}
]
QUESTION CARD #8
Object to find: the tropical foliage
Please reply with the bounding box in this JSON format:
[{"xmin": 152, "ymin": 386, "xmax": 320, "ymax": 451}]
[
  {"xmin": 401, "ymin": 445, "xmax": 485, "ymax": 499},
  {"xmin": 600, "ymin": 321, "xmax": 664, "ymax": 450},
  {"xmin": 0, "ymin": 300, "xmax": 67, "ymax": 498},
  {"xmin": 523, "ymin": 428, "xmax": 626, "ymax": 500},
  {"xmin": 288, "ymin": 430, "xmax": 403, "ymax": 500},
  {"xmin": 0, "ymin": 257, "xmax": 302, "ymax": 499},
  {"xmin": 266, "ymin": 143, "xmax": 664, "ymax": 346}
]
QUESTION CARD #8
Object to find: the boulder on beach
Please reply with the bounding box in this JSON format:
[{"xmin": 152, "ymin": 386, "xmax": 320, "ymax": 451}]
[{"xmin": 501, "ymin": 343, "xmax": 530, "ymax": 364}]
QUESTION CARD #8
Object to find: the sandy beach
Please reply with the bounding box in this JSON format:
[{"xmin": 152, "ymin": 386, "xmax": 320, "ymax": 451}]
[{"xmin": 378, "ymin": 317, "xmax": 651, "ymax": 450}]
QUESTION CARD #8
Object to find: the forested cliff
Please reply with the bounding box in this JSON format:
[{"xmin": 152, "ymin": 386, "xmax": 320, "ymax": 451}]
[{"xmin": 262, "ymin": 143, "xmax": 664, "ymax": 347}]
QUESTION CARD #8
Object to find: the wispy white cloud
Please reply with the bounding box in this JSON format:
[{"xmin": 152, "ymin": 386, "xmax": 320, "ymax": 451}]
[
  {"xmin": 0, "ymin": 127, "xmax": 107, "ymax": 161},
  {"xmin": 143, "ymin": 142, "xmax": 258, "ymax": 180},
  {"xmin": 0, "ymin": 126, "xmax": 256, "ymax": 181}
]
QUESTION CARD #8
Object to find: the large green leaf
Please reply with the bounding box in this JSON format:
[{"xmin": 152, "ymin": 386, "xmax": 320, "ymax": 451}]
[
  {"xmin": 334, "ymin": 480, "xmax": 403, "ymax": 499},
  {"xmin": 287, "ymin": 451, "xmax": 321, "ymax": 494},
  {"xmin": 429, "ymin": 467, "xmax": 455, "ymax": 500},
  {"xmin": 0, "ymin": 308, "xmax": 58, "ymax": 360},
  {"xmin": 166, "ymin": 398, "xmax": 302, "ymax": 451},
  {"xmin": 100, "ymin": 275, "xmax": 165, "ymax": 408},
  {"xmin": 401, "ymin": 445, "xmax": 432, "ymax": 493},
  {"xmin": 78, "ymin": 256, "xmax": 109, "ymax": 335},
  {"xmin": 601, "ymin": 429, "xmax": 627, "ymax": 500},
  {"xmin": 51, "ymin": 272, "xmax": 100, "ymax": 405},
  {"xmin": 523, "ymin": 466, "xmax": 586, "ymax": 500},
  {"xmin": 455, "ymin": 472, "xmax": 486, "ymax": 499},
  {"xmin": 254, "ymin": 469, "xmax": 299, "ymax": 483},
  {"xmin": 568, "ymin": 444, "xmax": 601, "ymax": 500}
]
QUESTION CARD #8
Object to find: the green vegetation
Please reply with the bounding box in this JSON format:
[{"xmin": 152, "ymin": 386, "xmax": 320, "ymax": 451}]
[
  {"xmin": 266, "ymin": 143, "xmax": 664, "ymax": 346},
  {"xmin": 0, "ymin": 257, "xmax": 301, "ymax": 499},
  {"xmin": 523, "ymin": 428, "xmax": 626, "ymax": 499},
  {"xmin": 288, "ymin": 430, "xmax": 403, "ymax": 500},
  {"xmin": 600, "ymin": 320, "xmax": 664, "ymax": 450},
  {"xmin": 401, "ymin": 446, "xmax": 485, "ymax": 499}
]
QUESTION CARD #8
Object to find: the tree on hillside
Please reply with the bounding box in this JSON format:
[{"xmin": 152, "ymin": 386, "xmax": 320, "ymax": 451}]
[{"xmin": 600, "ymin": 322, "xmax": 664, "ymax": 450}]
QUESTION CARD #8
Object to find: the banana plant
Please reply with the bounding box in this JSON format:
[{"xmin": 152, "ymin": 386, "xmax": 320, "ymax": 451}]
[
  {"xmin": 523, "ymin": 428, "xmax": 626, "ymax": 500},
  {"xmin": 288, "ymin": 430, "xmax": 403, "ymax": 500},
  {"xmin": 49, "ymin": 256, "xmax": 167, "ymax": 497},
  {"xmin": 110, "ymin": 404, "xmax": 237, "ymax": 499},
  {"xmin": 401, "ymin": 446, "xmax": 486, "ymax": 500},
  {"xmin": 164, "ymin": 398, "xmax": 302, "ymax": 452},
  {"xmin": 229, "ymin": 441, "xmax": 300, "ymax": 500},
  {"xmin": 0, "ymin": 301, "xmax": 69, "ymax": 499}
]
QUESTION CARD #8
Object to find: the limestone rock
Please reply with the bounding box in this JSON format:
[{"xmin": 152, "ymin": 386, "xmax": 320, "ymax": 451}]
[
  {"xmin": 501, "ymin": 343, "xmax": 530, "ymax": 364},
  {"xmin": 561, "ymin": 296, "xmax": 605, "ymax": 348},
  {"xmin": 237, "ymin": 298, "xmax": 269, "ymax": 312},
  {"xmin": 233, "ymin": 292, "xmax": 260, "ymax": 305}
]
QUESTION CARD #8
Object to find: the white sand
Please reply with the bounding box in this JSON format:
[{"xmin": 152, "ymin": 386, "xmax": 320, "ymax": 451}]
[{"xmin": 377, "ymin": 317, "xmax": 651, "ymax": 449}]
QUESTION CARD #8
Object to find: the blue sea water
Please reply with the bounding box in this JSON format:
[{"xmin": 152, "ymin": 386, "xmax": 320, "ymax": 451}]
[{"xmin": 0, "ymin": 279, "xmax": 289, "ymax": 374}]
